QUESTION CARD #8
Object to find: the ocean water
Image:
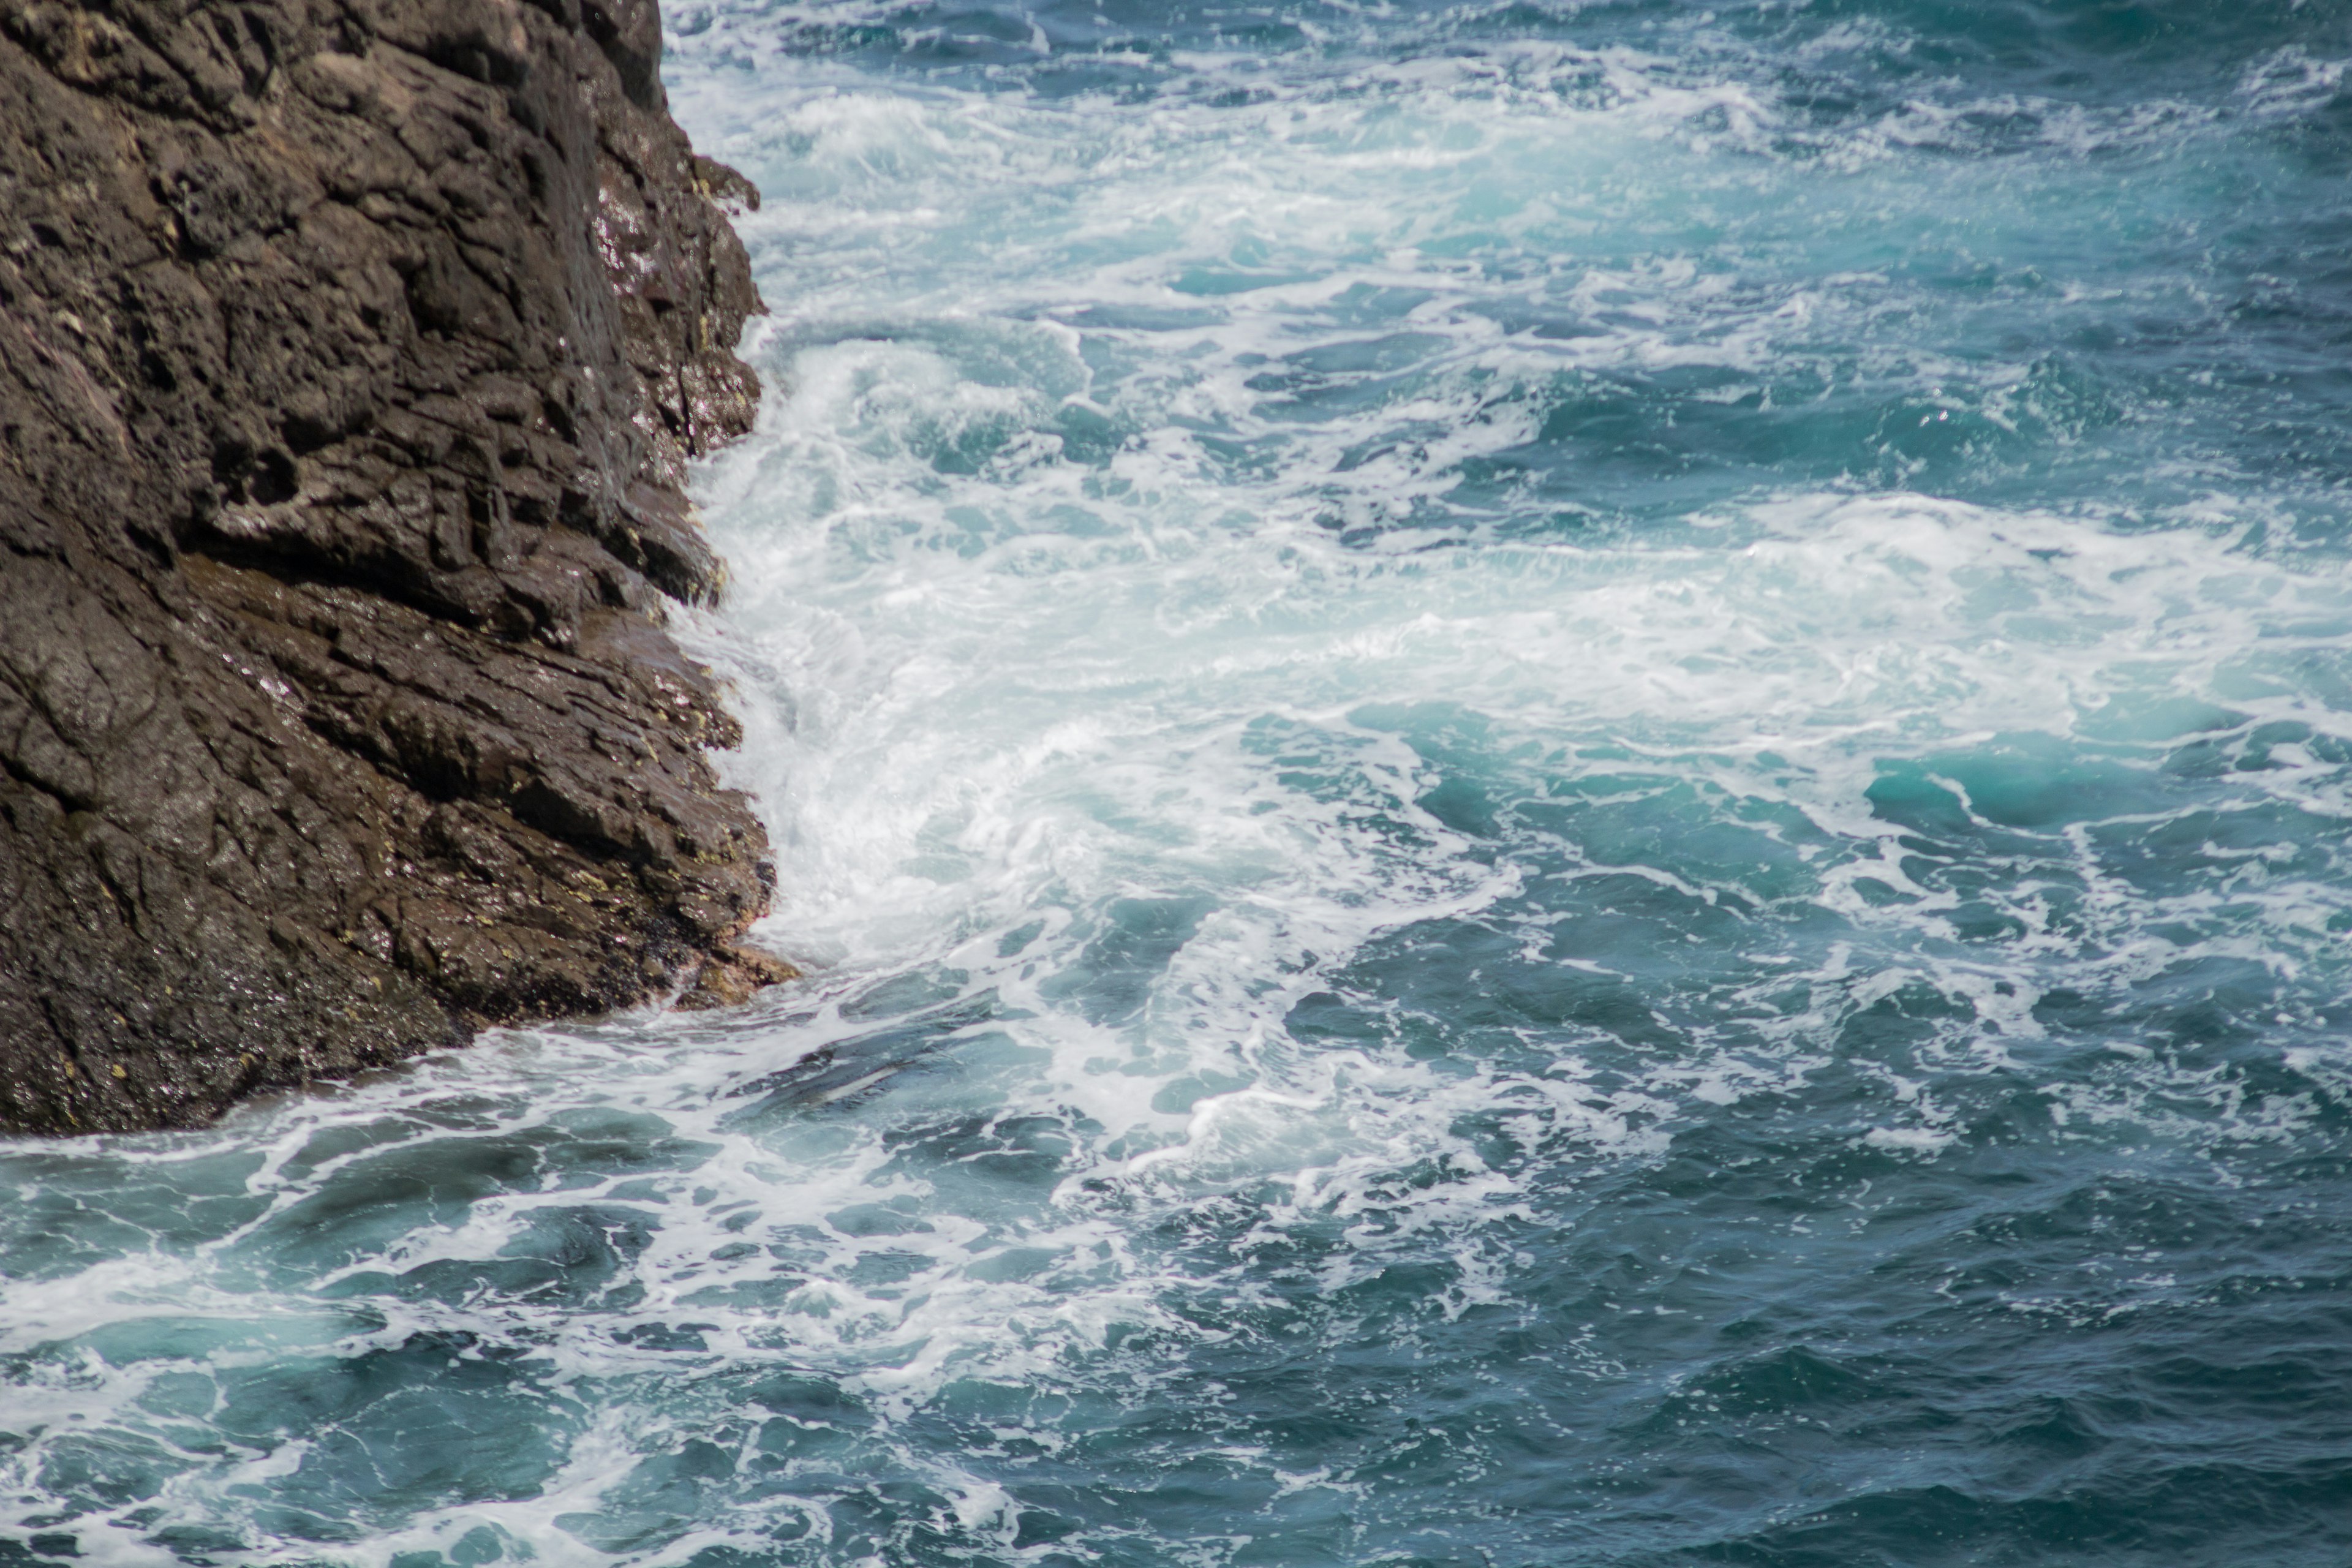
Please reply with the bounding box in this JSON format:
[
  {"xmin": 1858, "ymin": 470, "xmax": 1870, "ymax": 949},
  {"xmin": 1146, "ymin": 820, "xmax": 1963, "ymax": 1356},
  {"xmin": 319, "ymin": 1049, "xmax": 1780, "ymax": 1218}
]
[{"xmin": 9, "ymin": 1, "xmax": 2352, "ymax": 1563}]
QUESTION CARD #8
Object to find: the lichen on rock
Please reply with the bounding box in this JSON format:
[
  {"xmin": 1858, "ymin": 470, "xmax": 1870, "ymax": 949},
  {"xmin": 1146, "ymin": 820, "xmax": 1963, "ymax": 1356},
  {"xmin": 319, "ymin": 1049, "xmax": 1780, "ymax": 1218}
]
[{"xmin": 0, "ymin": 0, "xmax": 787, "ymax": 1133}]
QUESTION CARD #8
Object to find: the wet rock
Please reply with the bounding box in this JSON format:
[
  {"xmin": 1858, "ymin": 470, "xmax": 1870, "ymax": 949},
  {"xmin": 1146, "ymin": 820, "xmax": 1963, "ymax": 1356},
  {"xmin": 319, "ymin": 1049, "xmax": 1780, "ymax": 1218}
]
[
  {"xmin": 677, "ymin": 945, "xmax": 799, "ymax": 1012},
  {"xmin": 0, "ymin": 0, "xmax": 784, "ymax": 1133}
]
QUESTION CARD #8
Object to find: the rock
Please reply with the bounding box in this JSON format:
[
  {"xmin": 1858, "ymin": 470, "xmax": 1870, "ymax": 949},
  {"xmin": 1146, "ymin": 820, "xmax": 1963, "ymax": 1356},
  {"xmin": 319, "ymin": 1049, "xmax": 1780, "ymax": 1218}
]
[
  {"xmin": 0, "ymin": 0, "xmax": 784, "ymax": 1134},
  {"xmin": 676, "ymin": 944, "xmax": 800, "ymax": 1011}
]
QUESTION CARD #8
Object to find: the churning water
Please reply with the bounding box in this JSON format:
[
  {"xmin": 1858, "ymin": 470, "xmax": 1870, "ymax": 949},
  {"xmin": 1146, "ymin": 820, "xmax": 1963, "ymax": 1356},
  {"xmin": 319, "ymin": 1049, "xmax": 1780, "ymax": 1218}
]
[{"xmin": 10, "ymin": 2, "xmax": 2352, "ymax": 1562}]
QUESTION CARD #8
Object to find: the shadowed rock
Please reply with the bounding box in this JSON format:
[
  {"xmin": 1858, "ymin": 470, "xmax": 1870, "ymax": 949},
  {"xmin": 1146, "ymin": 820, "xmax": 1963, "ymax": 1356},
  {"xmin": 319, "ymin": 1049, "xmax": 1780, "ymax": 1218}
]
[{"xmin": 0, "ymin": 0, "xmax": 788, "ymax": 1133}]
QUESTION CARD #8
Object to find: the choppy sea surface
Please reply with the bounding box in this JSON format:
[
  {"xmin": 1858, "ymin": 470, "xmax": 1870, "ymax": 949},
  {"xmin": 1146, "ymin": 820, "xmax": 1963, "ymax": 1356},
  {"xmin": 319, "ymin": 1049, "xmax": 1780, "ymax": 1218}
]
[{"xmin": 11, "ymin": 1, "xmax": 2352, "ymax": 1562}]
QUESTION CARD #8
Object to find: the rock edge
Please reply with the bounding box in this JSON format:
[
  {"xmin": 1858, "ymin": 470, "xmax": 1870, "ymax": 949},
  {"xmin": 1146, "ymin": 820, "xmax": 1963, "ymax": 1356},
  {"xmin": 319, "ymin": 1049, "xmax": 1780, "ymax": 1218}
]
[{"xmin": 0, "ymin": 0, "xmax": 785, "ymax": 1133}]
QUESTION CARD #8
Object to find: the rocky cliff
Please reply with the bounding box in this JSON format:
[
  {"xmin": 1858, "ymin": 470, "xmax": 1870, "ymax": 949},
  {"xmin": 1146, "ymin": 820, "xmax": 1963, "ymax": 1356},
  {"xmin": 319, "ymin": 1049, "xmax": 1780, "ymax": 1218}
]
[{"xmin": 0, "ymin": 0, "xmax": 786, "ymax": 1133}]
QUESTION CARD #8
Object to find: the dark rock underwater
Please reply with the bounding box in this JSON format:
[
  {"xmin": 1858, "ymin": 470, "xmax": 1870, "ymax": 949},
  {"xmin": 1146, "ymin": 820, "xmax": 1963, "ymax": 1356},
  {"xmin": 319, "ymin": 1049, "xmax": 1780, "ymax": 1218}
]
[{"xmin": 0, "ymin": 0, "xmax": 785, "ymax": 1133}]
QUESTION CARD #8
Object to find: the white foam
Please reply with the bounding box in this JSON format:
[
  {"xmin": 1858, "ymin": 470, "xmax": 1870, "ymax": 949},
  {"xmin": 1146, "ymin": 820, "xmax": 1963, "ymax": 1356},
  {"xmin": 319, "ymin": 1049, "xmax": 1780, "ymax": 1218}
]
[{"xmin": 6, "ymin": 4, "xmax": 2350, "ymax": 1559}]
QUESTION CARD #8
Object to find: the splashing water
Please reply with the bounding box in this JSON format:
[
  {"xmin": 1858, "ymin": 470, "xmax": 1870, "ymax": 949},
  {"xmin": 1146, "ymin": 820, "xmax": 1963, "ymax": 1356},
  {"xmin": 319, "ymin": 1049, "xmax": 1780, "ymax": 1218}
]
[{"xmin": 9, "ymin": 2, "xmax": 2352, "ymax": 1564}]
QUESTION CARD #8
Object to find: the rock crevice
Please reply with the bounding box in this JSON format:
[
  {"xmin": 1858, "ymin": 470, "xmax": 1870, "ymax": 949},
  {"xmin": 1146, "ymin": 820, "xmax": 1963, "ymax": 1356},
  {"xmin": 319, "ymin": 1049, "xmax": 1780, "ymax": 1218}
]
[{"xmin": 0, "ymin": 0, "xmax": 782, "ymax": 1133}]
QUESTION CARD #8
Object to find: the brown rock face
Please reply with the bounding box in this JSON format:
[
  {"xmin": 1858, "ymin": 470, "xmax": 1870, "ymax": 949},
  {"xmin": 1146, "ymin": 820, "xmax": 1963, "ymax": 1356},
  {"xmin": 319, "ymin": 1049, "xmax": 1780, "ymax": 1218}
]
[{"xmin": 0, "ymin": 0, "xmax": 784, "ymax": 1133}]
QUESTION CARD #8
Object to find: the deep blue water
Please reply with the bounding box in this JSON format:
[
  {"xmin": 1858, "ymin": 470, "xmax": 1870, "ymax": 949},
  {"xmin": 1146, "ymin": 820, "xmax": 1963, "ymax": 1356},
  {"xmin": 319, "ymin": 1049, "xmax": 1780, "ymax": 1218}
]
[{"xmin": 9, "ymin": 2, "xmax": 2352, "ymax": 1564}]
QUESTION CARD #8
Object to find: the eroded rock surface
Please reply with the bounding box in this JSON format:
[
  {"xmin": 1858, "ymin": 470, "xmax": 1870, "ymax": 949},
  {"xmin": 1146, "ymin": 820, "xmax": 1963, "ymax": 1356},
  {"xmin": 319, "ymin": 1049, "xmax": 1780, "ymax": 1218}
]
[{"xmin": 0, "ymin": 0, "xmax": 782, "ymax": 1132}]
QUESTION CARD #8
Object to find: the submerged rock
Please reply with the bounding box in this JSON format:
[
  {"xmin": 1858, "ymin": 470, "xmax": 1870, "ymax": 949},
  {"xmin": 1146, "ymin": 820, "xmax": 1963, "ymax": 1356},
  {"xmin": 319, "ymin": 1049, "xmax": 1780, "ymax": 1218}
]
[{"xmin": 0, "ymin": 0, "xmax": 787, "ymax": 1133}]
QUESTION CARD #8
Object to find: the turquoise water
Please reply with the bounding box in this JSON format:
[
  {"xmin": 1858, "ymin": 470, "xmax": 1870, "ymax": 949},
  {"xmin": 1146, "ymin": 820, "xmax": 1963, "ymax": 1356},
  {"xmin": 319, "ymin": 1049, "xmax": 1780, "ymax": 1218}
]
[{"xmin": 10, "ymin": 2, "xmax": 2352, "ymax": 1563}]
